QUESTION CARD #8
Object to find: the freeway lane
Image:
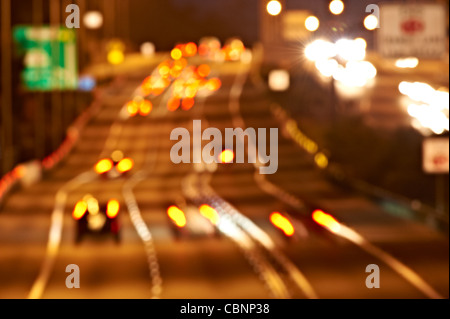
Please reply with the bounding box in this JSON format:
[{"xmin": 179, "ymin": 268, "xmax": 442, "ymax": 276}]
[{"xmin": 0, "ymin": 55, "xmax": 448, "ymax": 299}]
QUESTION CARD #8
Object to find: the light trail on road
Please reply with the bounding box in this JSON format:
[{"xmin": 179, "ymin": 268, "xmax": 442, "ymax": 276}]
[{"xmin": 226, "ymin": 59, "xmax": 444, "ymax": 300}]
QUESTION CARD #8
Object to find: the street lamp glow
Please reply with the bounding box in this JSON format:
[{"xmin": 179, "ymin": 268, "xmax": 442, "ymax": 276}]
[
  {"xmin": 140, "ymin": 42, "xmax": 155, "ymax": 57},
  {"xmin": 329, "ymin": 0, "xmax": 344, "ymax": 15},
  {"xmin": 304, "ymin": 39, "xmax": 336, "ymax": 61},
  {"xmin": 83, "ymin": 11, "xmax": 103, "ymax": 29},
  {"xmin": 267, "ymin": 0, "xmax": 282, "ymax": 16},
  {"xmin": 364, "ymin": 15, "xmax": 379, "ymax": 30},
  {"xmin": 305, "ymin": 16, "xmax": 320, "ymax": 32}
]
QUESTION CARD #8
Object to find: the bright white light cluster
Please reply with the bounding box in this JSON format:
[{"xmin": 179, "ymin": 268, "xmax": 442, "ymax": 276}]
[
  {"xmin": 395, "ymin": 57, "xmax": 419, "ymax": 69},
  {"xmin": 399, "ymin": 81, "xmax": 449, "ymax": 135},
  {"xmin": 305, "ymin": 38, "xmax": 376, "ymax": 92}
]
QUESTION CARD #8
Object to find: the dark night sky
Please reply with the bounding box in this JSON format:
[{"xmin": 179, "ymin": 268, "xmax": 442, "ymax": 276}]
[
  {"xmin": 130, "ymin": 0, "xmax": 260, "ymax": 50},
  {"xmin": 129, "ymin": 0, "xmax": 388, "ymax": 50}
]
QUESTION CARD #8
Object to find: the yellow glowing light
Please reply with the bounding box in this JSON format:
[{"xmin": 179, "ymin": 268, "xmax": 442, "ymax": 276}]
[
  {"xmin": 159, "ymin": 65, "xmax": 171, "ymax": 78},
  {"xmin": 95, "ymin": 159, "xmax": 113, "ymax": 174},
  {"xmin": 171, "ymin": 48, "xmax": 183, "ymax": 60},
  {"xmin": 167, "ymin": 206, "xmax": 187, "ymax": 228},
  {"xmin": 364, "ymin": 15, "xmax": 379, "ymax": 31},
  {"xmin": 117, "ymin": 158, "xmax": 134, "ymax": 173},
  {"xmin": 106, "ymin": 199, "xmax": 120, "ymax": 219},
  {"xmin": 305, "ymin": 16, "xmax": 320, "ymax": 32},
  {"xmin": 139, "ymin": 100, "xmax": 153, "ymax": 116},
  {"xmin": 206, "ymin": 78, "xmax": 222, "ymax": 91},
  {"xmin": 72, "ymin": 200, "xmax": 88, "ymax": 220},
  {"xmin": 270, "ymin": 212, "xmax": 295, "ymax": 237},
  {"xmin": 219, "ymin": 149, "xmax": 235, "ymax": 164},
  {"xmin": 267, "ymin": 0, "xmax": 282, "ymax": 16},
  {"xmin": 315, "ymin": 152, "xmax": 329, "ymax": 169},
  {"xmin": 312, "ymin": 210, "xmax": 341, "ymax": 233},
  {"xmin": 107, "ymin": 50, "xmax": 124, "ymax": 65},
  {"xmin": 185, "ymin": 42, "xmax": 198, "ymax": 57},
  {"xmin": 127, "ymin": 101, "xmax": 139, "ymax": 117},
  {"xmin": 199, "ymin": 205, "xmax": 220, "ymax": 225},
  {"xmin": 329, "ymin": 0, "xmax": 344, "ymax": 15}
]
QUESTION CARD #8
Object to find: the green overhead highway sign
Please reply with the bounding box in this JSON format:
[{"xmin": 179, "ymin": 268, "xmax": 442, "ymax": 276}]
[{"xmin": 13, "ymin": 26, "xmax": 78, "ymax": 91}]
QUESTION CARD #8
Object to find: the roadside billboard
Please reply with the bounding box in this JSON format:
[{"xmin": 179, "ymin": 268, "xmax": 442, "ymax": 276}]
[
  {"xmin": 423, "ymin": 137, "xmax": 449, "ymax": 174},
  {"xmin": 377, "ymin": 3, "xmax": 447, "ymax": 58}
]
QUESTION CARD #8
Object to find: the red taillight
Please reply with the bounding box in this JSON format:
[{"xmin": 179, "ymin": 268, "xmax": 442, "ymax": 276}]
[
  {"xmin": 218, "ymin": 149, "xmax": 234, "ymax": 164},
  {"xmin": 270, "ymin": 212, "xmax": 295, "ymax": 237},
  {"xmin": 106, "ymin": 199, "xmax": 120, "ymax": 219},
  {"xmin": 312, "ymin": 210, "xmax": 341, "ymax": 233},
  {"xmin": 73, "ymin": 200, "xmax": 88, "ymax": 220},
  {"xmin": 126, "ymin": 101, "xmax": 139, "ymax": 117},
  {"xmin": 167, "ymin": 206, "xmax": 187, "ymax": 228},
  {"xmin": 95, "ymin": 159, "xmax": 113, "ymax": 174},
  {"xmin": 199, "ymin": 204, "xmax": 220, "ymax": 225},
  {"xmin": 116, "ymin": 158, "xmax": 134, "ymax": 173},
  {"xmin": 139, "ymin": 100, "xmax": 153, "ymax": 116},
  {"xmin": 181, "ymin": 98, "xmax": 195, "ymax": 111}
]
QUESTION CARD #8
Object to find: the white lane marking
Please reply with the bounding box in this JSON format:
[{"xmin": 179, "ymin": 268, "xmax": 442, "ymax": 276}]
[
  {"xmin": 123, "ymin": 177, "xmax": 163, "ymax": 299},
  {"xmin": 226, "ymin": 63, "xmax": 318, "ymax": 299},
  {"xmin": 28, "ymin": 70, "xmax": 157, "ymax": 299},
  {"xmin": 121, "ymin": 82, "xmax": 173, "ymax": 299},
  {"xmin": 28, "ymin": 171, "xmax": 96, "ymax": 299},
  {"xmin": 182, "ymin": 173, "xmax": 291, "ymax": 299}
]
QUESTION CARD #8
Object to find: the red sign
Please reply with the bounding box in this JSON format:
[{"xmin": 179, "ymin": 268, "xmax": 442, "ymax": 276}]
[
  {"xmin": 423, "ymin": 138, "xmax": 449, "ymax": 174},
  {"xmin": 433, "ymin": 155, "xmax": 448, "ymax": 167},
  {"xmin": 401, "ymin": 19, "xmax": 425, "ymax": 34}
]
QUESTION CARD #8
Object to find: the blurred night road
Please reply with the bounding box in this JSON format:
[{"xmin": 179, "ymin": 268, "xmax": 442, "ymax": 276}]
[{"xmin": 0, "ymin": 0, "xmax": 448, "ymax": 300}]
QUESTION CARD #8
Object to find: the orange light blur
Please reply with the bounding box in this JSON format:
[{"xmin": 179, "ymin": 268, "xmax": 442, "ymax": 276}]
[
  {"xmin": 167, "ymin": 206, "xmax": 187, "ymax": 228},
  {"xmin": 206, "ymin": 78, "xmax": 222, "ymax": 91},
  {"xmin": 197, "ymin": 64, "xmax": 211, "ymax": 78},
  {"xmin": 167, "ymin": 97, "xmax": 181, "ymax": 112},
  {"xmin": 270, "ymin": 212, "xmax": 295, "ymax": 237},
  {"xmin": 159, "ymin": 65, "xmax": 171, "ymax": 78},
  {"xmin": 219, "ymin": 149, "xmax": 234, "ymax": 164},
  {"xmin": 73, "ymin": 200, "xmax": 88, "ymax": 220},
  {"xmin": 13, "ymin": 165, "xmax": 26, "ymax": 178},
  {"xmin": 198, "ymin": 44, "xmax": 208, "ymax": 56},
  {"xmin": 127, "ymin": 101, "xmax": 139, "ymax": 117},
  {"xmin": 106, "ymin": 199, "xmax": 120, "ymax": 219},
  {"xmin": 185, "ymin": 42, "xmax": 198, "ymax": 57},
  {"xmin": 171, "ymin": 48, "xmax": 183, "ymax": 60},
  {"xmin": 199, "ymin": 204, "xmax": 220, "ymax": 225},
  {"xmin": 116, "ymin": 158, "xmax": 134, "ymax": 173},
  {"xmin": 181, "ymin": 98, "xmax": 195, "ymax": 111},
  {"xmin": 139, "ymin": 100, "xmax": 153, "ymax": 116},
  {"xmin": 95, "ymin": 159, "xmax": 113, "ymax": 174},
  {"xmin": 312, "ymin": 210, "xmax": 341, "ymax": 233}
]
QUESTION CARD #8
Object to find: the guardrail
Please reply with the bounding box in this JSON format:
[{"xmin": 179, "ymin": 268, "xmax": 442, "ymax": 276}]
[{"xmin": 0, "ymin": 89, "xmax": 102, "ymax": 207}]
